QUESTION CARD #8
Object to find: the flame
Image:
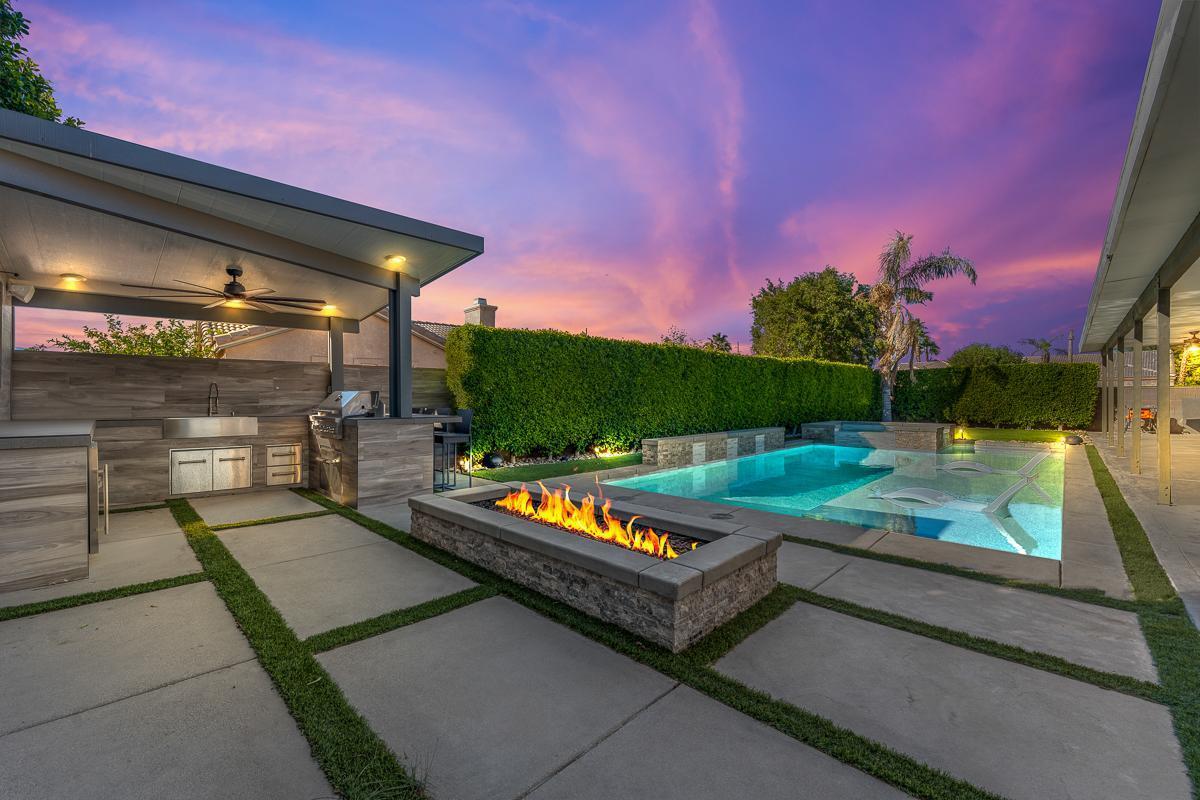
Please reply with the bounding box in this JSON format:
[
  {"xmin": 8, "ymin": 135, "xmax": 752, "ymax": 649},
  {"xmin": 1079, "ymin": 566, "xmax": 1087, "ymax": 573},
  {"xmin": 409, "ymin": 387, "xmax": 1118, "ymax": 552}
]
[{"xmin": 496, "ymin": 482, "xmax": 695, "ymax": 560}]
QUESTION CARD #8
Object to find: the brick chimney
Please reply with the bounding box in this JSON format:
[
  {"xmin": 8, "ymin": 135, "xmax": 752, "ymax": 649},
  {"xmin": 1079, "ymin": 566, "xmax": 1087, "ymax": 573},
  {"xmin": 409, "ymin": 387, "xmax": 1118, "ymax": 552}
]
[{"xmin": 464, "ymin": 297, "xmax": 497, "ymax": 327}]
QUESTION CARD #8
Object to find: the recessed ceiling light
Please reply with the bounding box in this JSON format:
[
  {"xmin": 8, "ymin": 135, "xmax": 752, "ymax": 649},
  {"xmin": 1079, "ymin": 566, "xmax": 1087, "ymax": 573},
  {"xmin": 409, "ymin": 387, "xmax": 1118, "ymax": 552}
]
[
  {"xmin": 384, "ymin": 254, "xmax": 407, "ymax": 268},
  {"xmin": 59, "ymin": 272, "xmax": 87, "ymax": 283},
  {"xmin": 321, "ymin": 304, "xmax": 337, "ymax": 314}
]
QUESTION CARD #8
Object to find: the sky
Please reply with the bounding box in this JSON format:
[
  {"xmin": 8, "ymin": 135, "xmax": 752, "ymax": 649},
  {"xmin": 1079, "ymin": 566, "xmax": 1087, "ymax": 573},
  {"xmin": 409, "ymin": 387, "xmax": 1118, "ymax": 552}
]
[{"xmin": 14, "ymin": 0, "xmax": 1158, "ymax": 355}]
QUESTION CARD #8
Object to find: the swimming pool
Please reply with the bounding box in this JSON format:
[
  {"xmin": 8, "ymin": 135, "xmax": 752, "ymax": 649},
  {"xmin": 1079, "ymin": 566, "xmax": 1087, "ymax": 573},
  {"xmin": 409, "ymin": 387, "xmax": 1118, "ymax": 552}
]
[{"xmin": 609, "ymin": 444, "xmax": 1064, "ymax": 560}]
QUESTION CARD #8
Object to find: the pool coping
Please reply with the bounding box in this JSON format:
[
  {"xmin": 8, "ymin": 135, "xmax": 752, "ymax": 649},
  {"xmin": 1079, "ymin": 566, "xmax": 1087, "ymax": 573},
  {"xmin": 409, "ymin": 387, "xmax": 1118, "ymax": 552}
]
[{"xmin": 541, "ymin": 443, "xmax": 1128, "ymax": 596}]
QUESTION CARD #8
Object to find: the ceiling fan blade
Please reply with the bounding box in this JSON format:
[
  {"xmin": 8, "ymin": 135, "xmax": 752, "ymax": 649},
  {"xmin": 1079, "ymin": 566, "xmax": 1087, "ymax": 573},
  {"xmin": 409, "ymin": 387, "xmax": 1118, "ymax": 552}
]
[
  {"xmin": 243, "ymin": 300, "xmax": 276, "ymax": 313},
  {"xmin": 121, "ymin": 282, "xmax": 219, "ymax": 295},
  {"xmin": 202, "ymin": 299, "xmax": 227, "ymax": 309},
  {"xmin": 135, "ymin": 293, "xmax": 224, "ymax": 299},
  {"xmin": 243, "ymin": 288, "xmax": 276, "ymax": 297},
  {"xmin": 173, "ymin": 279, "xmax": 223, "ymax": 292},
  {"xmin": 258, "ymin": 295, "xmax": 327, "ymax": 304},
  {"xmin": 259, "ymin": 299, "xmax": 325, "ymax": 311}
]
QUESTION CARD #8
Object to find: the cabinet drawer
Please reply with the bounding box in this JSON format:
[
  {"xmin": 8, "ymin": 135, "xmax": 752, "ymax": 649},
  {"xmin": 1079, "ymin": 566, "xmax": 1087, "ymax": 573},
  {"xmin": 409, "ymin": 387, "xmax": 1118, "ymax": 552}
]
[
  {"xmin": 170, "ymin": 449, "xmax": 213, "ymax": 494},
  {"xmin": 266, "ymin": 464, "xmax": 302, "ymax": 486},
  {"xmin": 212, "ymin": 446, "xmax": 252, "ymax": 491},
  {"xmin": 266, "ymin": 443, "xmax": 302, "ymax": 464}
]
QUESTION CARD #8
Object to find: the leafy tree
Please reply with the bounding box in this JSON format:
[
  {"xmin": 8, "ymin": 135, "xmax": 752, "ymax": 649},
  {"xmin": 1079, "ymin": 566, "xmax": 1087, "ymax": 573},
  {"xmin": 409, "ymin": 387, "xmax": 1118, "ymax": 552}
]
[
  {"xmin": 700, "ymin": 331, "xmax": 732, "ymax": 353},
  {"xmin": 30, "ymin": 315, "xmax": 218, "ymax": 357},
  {"xmin": 1177, "ymin": 344, "xmax": 1200, "ymax": 387},
  {"xmin": 869, "ymin": 232, "xmax": 975, "ymax": 421},
  {"xmin": 0, "ymin": 1, "xmax": 83, "ymax": 126},
  {"xmin": 750, "ymin": 267, "xmax": 878, "ymax": 364},
  {"xmin": 947, "ymin": 342, "xmax": 1025, "ymax": 368},
  {"xmin": 1019, "ymin": 336, "xmax": 1066, "ymax": 364},
  {"xmin": 660, "ymin": 325, "xmax": 690, "ymax": 346}
]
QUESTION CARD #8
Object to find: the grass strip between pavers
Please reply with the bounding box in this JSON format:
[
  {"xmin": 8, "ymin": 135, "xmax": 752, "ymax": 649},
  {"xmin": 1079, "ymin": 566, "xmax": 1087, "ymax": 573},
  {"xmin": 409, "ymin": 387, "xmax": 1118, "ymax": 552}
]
[
  {"xmin": 109, "ymin": 502, "xmax": 171, "ymax": 514},
  {"xmin": 792, "ymin": 586, "xmax": 1166, "ymax": 703},
  {"xmin": 1086, "ymin": 446, "xmax": 1200, "ymax": 797},
  {"xmin": 166, "ymin": 498, "xmax": 424, "ymax": 800},
  {"xmin": 209, "ymin": 509, "xmax": 335, "ymax": 531},
  {"xmin": 781, "ymin": 533, "xmax": 1140, "ymax": 612},
  {"xmin": 293, "ymin": 489, "xmax": 1003, "ymax": 800},
  {"xmin": 0, "ymin": 572, "xmax": 207, "ymax": 622},
  {"xmin": 306, "ymin": 585, "xmax": 498, "ymax": 653}
]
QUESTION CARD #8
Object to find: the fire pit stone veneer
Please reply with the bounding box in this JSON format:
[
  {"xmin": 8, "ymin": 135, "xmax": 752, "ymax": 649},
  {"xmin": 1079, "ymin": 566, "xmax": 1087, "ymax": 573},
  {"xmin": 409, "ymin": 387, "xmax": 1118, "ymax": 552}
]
[{"xmin": 408, "ymin": 484, "xmax": 780, "ymax": 652}]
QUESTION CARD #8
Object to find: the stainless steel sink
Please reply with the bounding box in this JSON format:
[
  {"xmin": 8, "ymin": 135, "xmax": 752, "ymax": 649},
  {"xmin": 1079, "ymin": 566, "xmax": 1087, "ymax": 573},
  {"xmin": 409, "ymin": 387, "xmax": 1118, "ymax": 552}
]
[{"xmin": 163, "ymin": 417, "xmax": 259, "ymax": 439}]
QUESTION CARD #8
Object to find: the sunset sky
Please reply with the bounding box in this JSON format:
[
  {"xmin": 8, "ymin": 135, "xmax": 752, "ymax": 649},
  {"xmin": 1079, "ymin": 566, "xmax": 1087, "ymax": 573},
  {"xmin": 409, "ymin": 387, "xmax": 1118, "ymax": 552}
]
[{"xmin": 15, "ymin": 0, "xmax": 1157, "ymax": 355}]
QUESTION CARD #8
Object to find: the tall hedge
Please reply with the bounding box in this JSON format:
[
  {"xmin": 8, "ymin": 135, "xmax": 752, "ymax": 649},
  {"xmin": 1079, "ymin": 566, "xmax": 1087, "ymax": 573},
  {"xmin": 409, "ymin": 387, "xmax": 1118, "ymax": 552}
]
[
  {"xmin": 893, "ymin": 363, "xmax": 1099, "ymax": 428},
  {"xmin": 445, "ymin": 326, "xmax": 880, "ymax": 456}
]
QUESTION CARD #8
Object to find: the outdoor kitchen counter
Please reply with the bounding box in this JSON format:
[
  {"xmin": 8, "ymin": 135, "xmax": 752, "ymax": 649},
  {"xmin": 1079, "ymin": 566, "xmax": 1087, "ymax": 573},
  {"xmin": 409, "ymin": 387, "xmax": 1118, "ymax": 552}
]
[
  {"xmin": 0, "ymin": 419, "xmax": 96, "ymax": 449},
  {"xmin": 323, "ymin": 416, "xmax": 443, "ymax": 513}
]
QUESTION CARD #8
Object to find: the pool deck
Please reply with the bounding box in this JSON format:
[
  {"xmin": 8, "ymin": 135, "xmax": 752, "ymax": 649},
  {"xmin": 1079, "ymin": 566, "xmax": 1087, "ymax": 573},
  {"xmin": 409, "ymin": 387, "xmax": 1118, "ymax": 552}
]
[{"xmin": 572, "ymin": 443, "xmax": 1131, "ymax": 597}]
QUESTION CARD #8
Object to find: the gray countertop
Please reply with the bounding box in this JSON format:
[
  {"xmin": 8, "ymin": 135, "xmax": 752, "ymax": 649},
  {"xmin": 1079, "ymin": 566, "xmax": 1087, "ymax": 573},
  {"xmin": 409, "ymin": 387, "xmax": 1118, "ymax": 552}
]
[
  {"xmin": 0, "ymin": 420, "xmax": 96, "ymax": 450},
  {"xmin": 346, "ymin": 415, "xmax": 461, "ymax": 425}
]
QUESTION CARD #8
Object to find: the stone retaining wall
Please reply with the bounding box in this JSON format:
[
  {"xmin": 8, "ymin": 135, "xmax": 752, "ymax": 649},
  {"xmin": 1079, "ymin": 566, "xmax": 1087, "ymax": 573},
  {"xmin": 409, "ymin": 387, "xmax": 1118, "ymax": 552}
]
[{"xmin": 642, "ymin": 427, "xmax": 785, "ymax": 469}]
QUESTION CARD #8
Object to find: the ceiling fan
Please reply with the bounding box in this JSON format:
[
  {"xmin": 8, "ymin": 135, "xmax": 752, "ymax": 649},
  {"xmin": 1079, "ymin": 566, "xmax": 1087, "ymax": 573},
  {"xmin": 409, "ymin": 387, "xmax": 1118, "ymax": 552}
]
[{"xmin": 121, "ymin": 266, "xmax": 327, "ymax": 313}]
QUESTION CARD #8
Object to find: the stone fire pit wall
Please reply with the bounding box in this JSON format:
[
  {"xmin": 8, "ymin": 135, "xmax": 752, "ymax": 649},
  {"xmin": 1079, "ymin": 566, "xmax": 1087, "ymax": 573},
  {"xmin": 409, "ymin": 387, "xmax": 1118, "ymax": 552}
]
[{"xmin": 408, "ymin": 485, "xmax": 780, "ymax": 653}]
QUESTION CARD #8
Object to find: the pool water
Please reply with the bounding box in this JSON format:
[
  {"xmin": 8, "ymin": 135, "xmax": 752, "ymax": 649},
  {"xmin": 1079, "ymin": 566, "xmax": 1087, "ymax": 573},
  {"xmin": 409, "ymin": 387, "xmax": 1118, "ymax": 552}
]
[{"xmin": 609, "ymin": 444, "xmax": 1064, "ymax": 560}]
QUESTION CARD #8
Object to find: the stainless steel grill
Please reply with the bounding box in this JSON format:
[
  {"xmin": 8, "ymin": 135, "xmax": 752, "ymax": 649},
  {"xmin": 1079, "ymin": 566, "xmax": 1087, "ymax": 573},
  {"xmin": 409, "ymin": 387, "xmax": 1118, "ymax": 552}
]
[{"xmin": 309, "ymin": 390, "xmax": 379, "ymax": 440}]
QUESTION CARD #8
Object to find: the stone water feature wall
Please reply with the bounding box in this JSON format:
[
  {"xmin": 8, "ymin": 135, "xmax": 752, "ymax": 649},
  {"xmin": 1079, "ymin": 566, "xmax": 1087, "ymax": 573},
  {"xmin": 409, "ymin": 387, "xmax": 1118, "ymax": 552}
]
[{"xmin": 642, "ymin": 427, "xmax": 786, "ymax": 469}]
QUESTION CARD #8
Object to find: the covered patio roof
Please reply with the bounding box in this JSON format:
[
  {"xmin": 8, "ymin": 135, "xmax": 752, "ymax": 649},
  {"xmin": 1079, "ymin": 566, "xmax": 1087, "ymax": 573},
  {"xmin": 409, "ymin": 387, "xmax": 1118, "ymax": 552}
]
[
  {"xmin": 0, "ymin": 108, "xmax": 483, "ymax": 332},
  {"xmin": 1081, "ymin": 0, "xmax": 1200, "ymax": 352}
]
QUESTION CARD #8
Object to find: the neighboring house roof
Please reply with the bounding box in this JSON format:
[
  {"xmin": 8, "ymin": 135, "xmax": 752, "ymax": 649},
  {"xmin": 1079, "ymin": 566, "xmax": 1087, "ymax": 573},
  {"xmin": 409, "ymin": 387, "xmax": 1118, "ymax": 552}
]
[{"xmin": 207, "ymin": 314, "xmax": 456, "ymax": 353}]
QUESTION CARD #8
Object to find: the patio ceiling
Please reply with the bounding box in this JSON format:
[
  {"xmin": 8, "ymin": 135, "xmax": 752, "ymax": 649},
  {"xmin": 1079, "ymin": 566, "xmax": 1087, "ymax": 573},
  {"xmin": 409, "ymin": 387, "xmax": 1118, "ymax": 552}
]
[
  {"xmin": 1081, "ymin": 0, "xmax": 1200, "ymax": 351},
  {"xmin": 0, "ymin": 109, "xmax": 483, "ymax": 329}
]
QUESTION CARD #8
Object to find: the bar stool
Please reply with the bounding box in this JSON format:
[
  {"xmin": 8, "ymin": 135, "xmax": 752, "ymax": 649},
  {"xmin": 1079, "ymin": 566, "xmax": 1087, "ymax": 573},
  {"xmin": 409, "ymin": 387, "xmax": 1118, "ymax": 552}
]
[{"xmin": 434, "ymin": 409, "xmax": 472, "ymax": 490}]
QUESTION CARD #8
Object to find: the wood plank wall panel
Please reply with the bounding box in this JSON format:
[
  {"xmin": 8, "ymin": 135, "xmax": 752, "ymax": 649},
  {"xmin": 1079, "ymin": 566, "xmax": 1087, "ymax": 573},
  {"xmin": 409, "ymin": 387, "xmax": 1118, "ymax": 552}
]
[
  {"xmin": 339, "ymin": 420, "xmax": 434, "ymax": 512},
  {"xmin": 12, "ymin": 351, "xmax": 331, "ymax": 420},
  {"xmin": 14, "ymin": 352, "xmax": 450, "ymax": 419},
  {"xmin": 0, "ymin": 446, "xmax": 89, "ymax": 591}
]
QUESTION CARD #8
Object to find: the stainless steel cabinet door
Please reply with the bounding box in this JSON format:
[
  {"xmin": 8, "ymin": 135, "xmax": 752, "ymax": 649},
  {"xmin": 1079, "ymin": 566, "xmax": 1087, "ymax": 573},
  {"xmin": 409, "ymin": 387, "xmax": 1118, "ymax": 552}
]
[
  {"xmin": 171, "ymin": 449, "xmax": 213, "ymax": 494},
  {"xmin": 212, "ymin": 447, "xmax": 252, "ymax": 490}
]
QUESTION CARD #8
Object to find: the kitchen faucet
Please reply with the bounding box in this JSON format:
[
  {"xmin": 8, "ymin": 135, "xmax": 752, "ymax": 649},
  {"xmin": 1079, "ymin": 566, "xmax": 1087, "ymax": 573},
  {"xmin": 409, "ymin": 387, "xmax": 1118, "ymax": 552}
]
[{"xmin": 207, "ymin": 382, "xmax": 220, "ymax": 416}]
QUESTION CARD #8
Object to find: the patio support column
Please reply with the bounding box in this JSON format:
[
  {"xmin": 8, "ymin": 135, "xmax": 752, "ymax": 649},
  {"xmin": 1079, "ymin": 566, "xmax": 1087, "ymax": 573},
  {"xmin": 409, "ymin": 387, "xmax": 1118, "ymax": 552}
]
[
  {"xmin": 1116, "ymin": 336, "xmax": 1126, "ymax": 456},
  {"xmin": 1131, "ymin": 319, "xmax": 1143, "ymax": 474},
  {"xmin": 0, "ymin": 273, "xmax": 12, "ymax": 421},
  {"xmin": 327, "ymin": 316, "xmax": 345, "ymax": 393},
  {"xmin": 1101, "ymin": 351, "xmax": 1110, "ymax": 441},
  {"xmin": 387, "ymin": 286, "xmax": 413, "ymax": 418},
  {"xmin": 1157, "ymin": 285, "xmax": 1172, "ymax": 505}
]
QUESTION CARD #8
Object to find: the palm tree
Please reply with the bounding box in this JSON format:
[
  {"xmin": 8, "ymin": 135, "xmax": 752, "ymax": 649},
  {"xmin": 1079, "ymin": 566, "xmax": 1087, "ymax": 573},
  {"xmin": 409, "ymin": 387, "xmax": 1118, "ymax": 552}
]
[
  {"xmin": 1019, "ymin": 336, "xmax": 1066, "ymax": 364},
  {"xmin": 908, "ymin": 317, "xmax": 940, "ymax": 367},
  {"xmin": 870, "ymin": 232, "xmax": 976, "ymax": 421}
]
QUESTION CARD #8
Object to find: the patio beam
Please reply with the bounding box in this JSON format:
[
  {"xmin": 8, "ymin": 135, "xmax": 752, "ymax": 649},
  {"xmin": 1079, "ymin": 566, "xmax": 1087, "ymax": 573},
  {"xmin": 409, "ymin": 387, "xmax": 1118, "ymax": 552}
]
[
  {"xmin": 1131, "ymin": 318, "xmax": 1143, "ymax": 474},
  {"xmin": 1116, "ymin": 336, "xmax": 1126, "ymax": 456},
  {"xmin": 0, "ymin": 274, "xmax": 11, "ymax": 420},
  {"xmin": 328, "ymin": 316, "xmax": 345, "ymax": 393},
  {"xmin": 24, "ymin": 288, "xmax": 359, "ymax": 333},
  {"xmin": 387, "ymin": 286, "xmax": 412, "ymax": 418},
  {"xmin": 0, "ymin": 150, "xmax": 418, "ymax": 293},
  {"xmin": 1157, "ymin": 284, "xmax": 1172, "ymax": 505},
  {"xmin": 1101, "ymin": 351, "xmax": 1110, "ymax": 442}
]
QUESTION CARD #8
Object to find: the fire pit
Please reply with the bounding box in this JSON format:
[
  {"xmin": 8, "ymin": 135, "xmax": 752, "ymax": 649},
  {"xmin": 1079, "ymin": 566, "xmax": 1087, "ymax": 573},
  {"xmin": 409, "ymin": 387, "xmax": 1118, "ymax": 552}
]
[{"xmin": 409, "ymin": 482, "xmax": 779, "ymax": 652}]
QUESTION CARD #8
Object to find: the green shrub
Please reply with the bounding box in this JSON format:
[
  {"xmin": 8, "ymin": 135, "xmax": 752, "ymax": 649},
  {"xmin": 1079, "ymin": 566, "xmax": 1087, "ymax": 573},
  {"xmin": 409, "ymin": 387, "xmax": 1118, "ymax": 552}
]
[
  {"xmin": 445, "ymin": 326, "xmax": 879, "ymax": 456},
  {"xmin": 894, "ymin": 363, "xmax": 1098, "ymax": 428}
]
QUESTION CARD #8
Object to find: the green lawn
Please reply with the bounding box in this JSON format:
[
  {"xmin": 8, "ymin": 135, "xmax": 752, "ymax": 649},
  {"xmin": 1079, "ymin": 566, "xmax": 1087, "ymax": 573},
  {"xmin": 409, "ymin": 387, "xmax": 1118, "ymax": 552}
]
[
  {"xmin": 471, "ymin": 452, "xmax": 642, "ymax": 483},
  {"xmin": 959, "ymin": 427, "xmax": 1072, "ymax": 444}
]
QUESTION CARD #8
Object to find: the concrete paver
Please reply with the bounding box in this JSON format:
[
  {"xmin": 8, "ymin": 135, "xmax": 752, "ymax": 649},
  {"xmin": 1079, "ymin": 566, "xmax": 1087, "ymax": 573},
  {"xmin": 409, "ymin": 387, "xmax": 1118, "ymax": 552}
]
[
  {"xmin": 105, "ymin": 508, "xmax": 181, "ymax": 542},
  {"xmin": 776, "ymin": 540, "xmax": 854, "ymax": 588},
  {"xmin": 218, "ymin": 514, "xmax": 379, "ymax": 569},
  {"xmin": 716, "ymin": 602, "xmax": 1189, "ymax": 800},
  {"xmin": 810, "ymin": 550, "xmax": 1156, "ymax": 680},
  {"xmin": 190, "ymin": 489, "xmax": 324, "ymax": 526},
  {"xmin": 0, "ymin": 582, "xmax": 253, "ymax": 735},
  {"xmin": 248, "ymin": 538, "xmax": 475, "ymax": 637},
  {"xmin": 0, "ymin": 533, "xmax": 201, "ymax": 609},
  {"xmin": 0, "ymin": 660, "xmax": 332, "ymax": 800},
  {"xmin": 319, "ymin": 596, "xmax": 676, "ymax": 800},
  {"xmin": 526, "ymin": 685, "xmax": 906, "ymax": 800}
]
